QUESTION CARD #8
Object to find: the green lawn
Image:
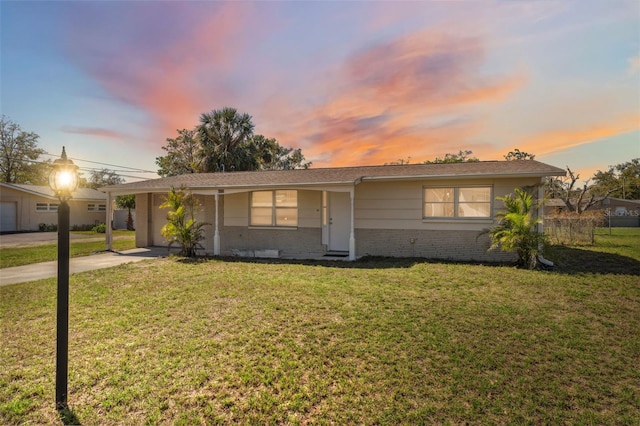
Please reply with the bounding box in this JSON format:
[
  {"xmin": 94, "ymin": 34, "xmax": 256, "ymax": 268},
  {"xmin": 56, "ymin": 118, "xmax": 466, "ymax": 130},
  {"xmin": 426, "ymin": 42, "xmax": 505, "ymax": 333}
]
[
  {"xmin": 0, "ymin": 230, "xmax": 638, "ymax": 424},
  {"xmin": 0, "ymin": 231, "xmax": 136, "ymax": 268}
]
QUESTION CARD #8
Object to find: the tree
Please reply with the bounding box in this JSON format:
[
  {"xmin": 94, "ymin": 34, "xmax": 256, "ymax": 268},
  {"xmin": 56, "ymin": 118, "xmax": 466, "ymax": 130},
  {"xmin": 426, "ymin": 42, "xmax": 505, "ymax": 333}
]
[
  {"xmin": 546, "ymin": 167, "xmax": 615, "ymax": 214},
  {"xmin": 485, "ymin": 187, "xmax": 546, "ymax": 269},
  {"xmin": 160, "ymin": 187, "xmax": 208, "ymax": 257},
  {"xmin": 156, "ymin": 108, "xmax": 311, "ymax": 175},
  {"xmin": 88, "ymin": 169, "xmax": 124, "ymax": 189},
  {"xmin": 198, "ymin": 107, "xmax": 255, "ymax": 172},
  {"xmin": 156, "ymin": 129, "xmax": 201, "ymax": 177},
  {"xmin": 504, "ymin": 148, "xmax": 535, "ymax": 161},
  {"xmin": 115, "ymin": 194, "xmax": 136, "ymax": 230},
  {"xmin": 426, "ymin": 150, "xmax": 479, "ymax": 164},
  {"xmin": 591, "ymin": 158, "xmax": 640, "ymax": 200},
  {"xmin": 0, "ymin": 115, "xmax": 48, "ymax": 184},
  {"xmin": 251, "ymin": 135, "xmax": 311, "ymax": 170}
]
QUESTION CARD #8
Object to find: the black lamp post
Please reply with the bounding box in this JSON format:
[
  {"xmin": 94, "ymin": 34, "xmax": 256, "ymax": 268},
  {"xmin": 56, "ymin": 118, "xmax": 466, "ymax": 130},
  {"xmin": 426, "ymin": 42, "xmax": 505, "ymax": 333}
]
[{"xmin": 49, "ymin": 147, "xmax": 79, "ymax": 410}]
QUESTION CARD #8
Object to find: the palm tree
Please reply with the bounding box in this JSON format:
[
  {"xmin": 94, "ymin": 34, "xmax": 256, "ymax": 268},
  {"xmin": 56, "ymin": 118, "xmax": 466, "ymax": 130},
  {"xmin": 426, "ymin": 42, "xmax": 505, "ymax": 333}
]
[
  {"xmin": 198, "ymin": 107, "xmax": 255, "ymax": 172},
  {"xmin": 486, "ymin": 187, "xmax": 547, "ymax": 269},
  {"xmin": 160, "ymin": 187, "xmax": 207, "ymax": 257},
  {"xmin": 115, "ymin": 194, "xmax": 136, "ymax": 230}
]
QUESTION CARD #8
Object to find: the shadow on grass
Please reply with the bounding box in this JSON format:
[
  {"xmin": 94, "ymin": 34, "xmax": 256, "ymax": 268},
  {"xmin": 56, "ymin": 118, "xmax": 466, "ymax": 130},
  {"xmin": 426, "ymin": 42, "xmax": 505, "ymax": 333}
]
[
  {"xmin": 177, "ymin": 254, "xmax": 514, "ymax": 271},
  {"xmin": 173, "ymin": 248, "xmax": 640, "ymax": 276},
  {"xmin": 58, "ymin": 405, "xmax": 81, "ymax": 425},
  {"xmin": 546, "ymin": 246, "xmax": 640, "ymax": 276}
]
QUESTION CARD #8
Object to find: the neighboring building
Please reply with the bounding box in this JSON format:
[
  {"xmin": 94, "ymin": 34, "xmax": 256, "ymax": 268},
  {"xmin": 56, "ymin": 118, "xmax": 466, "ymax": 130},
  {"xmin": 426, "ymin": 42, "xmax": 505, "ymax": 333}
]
[
  {"xmin": 601, "ymin": 197, "xmax": 640, "ymax": 227},
  {"xmin": 102, "ymin": 160, "xmax": 565, "ymax": 261},
  {"xmin": 543, "ymin": 196, "xmax": 640, "ymax": 227},
  {"xmin": 113, "ymin": 209, "xmax": 136, "ymax": 230},
  {"xmin": 0, "ymin": 183, "xmax": 107, "ymax": 232}
]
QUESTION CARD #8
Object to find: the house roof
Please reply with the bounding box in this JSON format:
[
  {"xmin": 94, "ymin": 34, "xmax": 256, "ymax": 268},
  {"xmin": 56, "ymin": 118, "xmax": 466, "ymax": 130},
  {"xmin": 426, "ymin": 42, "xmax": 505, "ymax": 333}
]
[
  {"xmin": 102, "ymin": 160, "xmax": 566, "ymax": 194},
  {"xmin": 0, "ymin": 183, "xmax": 107, "ymax": 201}
]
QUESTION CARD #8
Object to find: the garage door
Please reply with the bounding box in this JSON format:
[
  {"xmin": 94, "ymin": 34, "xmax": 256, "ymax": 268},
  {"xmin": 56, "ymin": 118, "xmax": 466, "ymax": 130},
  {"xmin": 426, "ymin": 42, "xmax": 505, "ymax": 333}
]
[{"xmin": 0, "ymin": 201, "xmax": 17, "ymax": 232}]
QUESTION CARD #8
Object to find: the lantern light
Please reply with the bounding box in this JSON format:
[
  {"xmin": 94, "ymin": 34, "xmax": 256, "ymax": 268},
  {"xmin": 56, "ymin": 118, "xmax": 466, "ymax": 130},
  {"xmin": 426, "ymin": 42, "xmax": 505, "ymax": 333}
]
[{"xmin": 49, "ymin": 147, "xmax": 79, "ymax": 201}]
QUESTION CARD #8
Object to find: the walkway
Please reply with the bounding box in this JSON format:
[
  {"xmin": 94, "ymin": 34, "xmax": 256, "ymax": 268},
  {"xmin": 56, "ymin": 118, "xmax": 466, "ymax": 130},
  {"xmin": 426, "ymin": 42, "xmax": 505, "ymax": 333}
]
[{"xmin": 0, "ymin": 247, "xmax": 174, "ymax": 286}]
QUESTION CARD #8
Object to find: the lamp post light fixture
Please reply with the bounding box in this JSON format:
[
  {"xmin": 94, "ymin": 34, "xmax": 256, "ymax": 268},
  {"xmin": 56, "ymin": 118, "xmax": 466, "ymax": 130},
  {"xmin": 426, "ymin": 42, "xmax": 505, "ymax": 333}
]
[{"xmin": 49, "ymin": 146, "xmax": 79, "ymax": 411}]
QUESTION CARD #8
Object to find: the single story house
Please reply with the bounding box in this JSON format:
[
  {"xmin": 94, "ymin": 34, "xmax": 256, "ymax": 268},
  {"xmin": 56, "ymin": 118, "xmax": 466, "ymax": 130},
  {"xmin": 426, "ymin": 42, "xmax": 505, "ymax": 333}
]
[
  {"xmin": 0, "ymin": 183, "xmax": 107, "ymax": 233},
  {"xmin": 102, "ymin": 160, "xmax": 565, "ymax": 261}
]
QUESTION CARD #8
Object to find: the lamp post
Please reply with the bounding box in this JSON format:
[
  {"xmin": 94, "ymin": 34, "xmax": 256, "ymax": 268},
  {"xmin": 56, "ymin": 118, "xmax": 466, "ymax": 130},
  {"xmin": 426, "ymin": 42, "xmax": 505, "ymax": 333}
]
[{"xmin": 49, "ymin": 147, "xmax": 79, "ymax": 410}]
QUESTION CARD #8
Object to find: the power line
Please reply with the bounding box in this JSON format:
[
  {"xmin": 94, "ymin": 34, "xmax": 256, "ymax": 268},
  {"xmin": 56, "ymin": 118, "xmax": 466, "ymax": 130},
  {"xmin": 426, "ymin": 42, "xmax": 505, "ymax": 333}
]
[
  {"xmin": 41, "ymin": 151, "xmax": 157, "ymax": 174},
  {"xmin": 3, "ymin": 156, "xmax": 154, "ymax": 181}
]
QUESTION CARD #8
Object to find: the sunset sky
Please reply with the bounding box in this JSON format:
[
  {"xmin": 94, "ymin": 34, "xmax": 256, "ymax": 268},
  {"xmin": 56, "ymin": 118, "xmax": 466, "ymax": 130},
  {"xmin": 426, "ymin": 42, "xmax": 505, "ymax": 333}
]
[{"xmin": 2, "ymin": 1, "xmax": 638, "ymax": 182}]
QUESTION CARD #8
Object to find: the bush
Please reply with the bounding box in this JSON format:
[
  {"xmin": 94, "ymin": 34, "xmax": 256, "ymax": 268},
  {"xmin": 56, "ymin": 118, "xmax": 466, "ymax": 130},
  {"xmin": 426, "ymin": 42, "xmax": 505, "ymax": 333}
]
[
  {"xmin": 160, "ymin": 187, "xmax": 208, "ymax": 257},
  {"xmin": 92, "ymin": 223, "xmax": 107, "ymax": 233},
  {"xmin": 38, "ymin": 223, "xmax": 57, "ymax": 232},
  {"xmin": 485, "ymin": 188, "xmax": 546, "ymax": 269},
  {"xmin": 71, "ymin": 224, "xmax": 96, "ymax": 231}
]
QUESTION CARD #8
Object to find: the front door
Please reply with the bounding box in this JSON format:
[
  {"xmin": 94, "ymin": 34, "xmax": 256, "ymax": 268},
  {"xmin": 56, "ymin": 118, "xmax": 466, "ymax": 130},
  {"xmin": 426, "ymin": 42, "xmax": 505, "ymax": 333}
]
[{"xmin": 328, "ymin": 192, "xmax": 350, "ymax": 252}]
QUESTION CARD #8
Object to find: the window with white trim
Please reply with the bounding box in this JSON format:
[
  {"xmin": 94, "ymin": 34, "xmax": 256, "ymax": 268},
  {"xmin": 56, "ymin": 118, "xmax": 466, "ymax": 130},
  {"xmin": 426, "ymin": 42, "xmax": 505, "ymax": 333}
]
[
  {"xmin": 250, "ymin": 190, "xmax": 298, "ymax": 227},
  {"xmin": 88, "ymin": 204, "xmax": 107, "ymax": 212},
  {"xmin": 423, "ymin": 186, "xmax": 492, "ymax": 218},
  {"xmin": 36, "ymin": 203, "xmax": 59, "ymax": 212}
]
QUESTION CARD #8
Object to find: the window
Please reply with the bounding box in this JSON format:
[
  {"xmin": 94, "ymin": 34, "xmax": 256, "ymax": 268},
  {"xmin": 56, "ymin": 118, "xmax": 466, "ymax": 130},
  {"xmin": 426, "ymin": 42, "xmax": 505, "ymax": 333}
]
[
  {"xmin": 88, "ymin": 204, "xmax": 107, "ymax": 212},
  {"xmin": 250, "ymin": 190, "xmax": 298, "ymax": 227},
  {"xmin": 36, "ymin": 203, "xmax": 58, "ymax": 212},
  {"xmin": 424, "ymin": 186, "xmax": 492, "ymax": 218}
]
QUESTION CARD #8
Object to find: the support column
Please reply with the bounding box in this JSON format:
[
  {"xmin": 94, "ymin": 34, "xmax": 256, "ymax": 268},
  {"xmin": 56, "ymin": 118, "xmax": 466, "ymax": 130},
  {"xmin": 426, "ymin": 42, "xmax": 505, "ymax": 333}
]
[
  {"xmin": 349, "ymin": 187, "xmax": 356, "ymax": 261},
  {"xmin": 106, "ymin": 191, "xmax": 113, "ymax": 251},
  {"xmin": 213, "ymin": 193, "xmax": 221, "ymax": 255},
  {"xmin": 537, "ymin": 181, "xmax": 545, "ymax": 236}
]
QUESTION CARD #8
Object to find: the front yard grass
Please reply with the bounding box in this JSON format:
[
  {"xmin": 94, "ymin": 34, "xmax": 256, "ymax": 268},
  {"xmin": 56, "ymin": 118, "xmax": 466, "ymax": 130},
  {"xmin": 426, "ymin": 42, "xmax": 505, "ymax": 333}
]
[
  {"xmin": 0, "ymin": 229, "xmax": 638, "ymax": 424},
  {"xmin": 0, "ymin": 231, "xmax": 136, "ymax": 269}
]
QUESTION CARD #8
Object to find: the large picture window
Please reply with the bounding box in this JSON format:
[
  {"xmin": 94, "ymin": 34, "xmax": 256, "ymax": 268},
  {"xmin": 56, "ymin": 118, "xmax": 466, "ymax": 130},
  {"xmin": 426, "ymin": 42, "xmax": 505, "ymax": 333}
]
[
  {"xmin": 424, "ymin": 186, "xmax": 492, "ymax": 218},
  {"xmin": 250, "ymin": 190, "xmax": 298, "ymax": 227}
]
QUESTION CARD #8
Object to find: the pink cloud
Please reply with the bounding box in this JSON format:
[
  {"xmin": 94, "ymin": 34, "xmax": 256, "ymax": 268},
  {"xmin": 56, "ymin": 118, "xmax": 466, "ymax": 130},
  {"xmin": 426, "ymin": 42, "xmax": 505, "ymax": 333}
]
[
  {"xmin": 63, "ymin": 2, "xmax": 263, "ymax": 146},
  {"xmin": 268, "ymin": 30, "xmax": 525, "ymax": 166},
  {"xmin": 61, "ymin": 126, "xmax": 128, "ymax": 139},
  {"xmin": 515, "ymin": 113, "xmax": 640, "ymax": 157}
]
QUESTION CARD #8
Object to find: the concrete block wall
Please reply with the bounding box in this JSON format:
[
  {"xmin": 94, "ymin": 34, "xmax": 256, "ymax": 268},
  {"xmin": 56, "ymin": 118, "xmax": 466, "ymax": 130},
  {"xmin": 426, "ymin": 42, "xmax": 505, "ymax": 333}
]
[
  {"xmin": 356, "ymin": 228, "xmax": 516, "ymax": 262},
  {"xmin": 220, "ymin": 226, "xmax": 325, "ymax": 258}
]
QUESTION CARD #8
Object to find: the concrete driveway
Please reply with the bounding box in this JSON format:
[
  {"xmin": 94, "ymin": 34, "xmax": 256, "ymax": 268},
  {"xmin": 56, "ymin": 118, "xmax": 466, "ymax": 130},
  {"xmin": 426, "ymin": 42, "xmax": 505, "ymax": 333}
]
[
  {"xmin": 0, "ymin": 247, "xmax": 175, "ymax": 286},
  {"xmin": 0, "ymin": 231, "xmax": 104, "ymax": 248}
]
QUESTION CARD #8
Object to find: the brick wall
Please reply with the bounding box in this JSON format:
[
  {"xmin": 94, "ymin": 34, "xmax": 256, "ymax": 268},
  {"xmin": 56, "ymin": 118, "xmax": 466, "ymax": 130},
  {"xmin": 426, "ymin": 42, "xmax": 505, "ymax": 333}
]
[
  {"xmin": 355, "ymin": 228, "xmax": 516, "ymax": 262},
  {"xmin": 220, "ymin": 226, "xmax": 325, "ymax": 258}
]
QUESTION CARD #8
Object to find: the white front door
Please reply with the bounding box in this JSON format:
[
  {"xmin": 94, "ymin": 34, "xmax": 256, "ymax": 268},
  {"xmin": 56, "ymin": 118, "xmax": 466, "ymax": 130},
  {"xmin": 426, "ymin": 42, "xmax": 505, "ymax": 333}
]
[{"xmin": 328, "ymin": 192, "xmax": 350, "ymax": 252}]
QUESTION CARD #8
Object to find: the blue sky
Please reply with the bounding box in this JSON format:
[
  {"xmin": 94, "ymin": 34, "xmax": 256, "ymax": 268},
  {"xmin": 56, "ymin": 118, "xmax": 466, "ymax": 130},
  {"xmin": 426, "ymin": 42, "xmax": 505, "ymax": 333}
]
[{"xmin": 1, "ymin": 0, "xmax": 638, "ymax": 182}]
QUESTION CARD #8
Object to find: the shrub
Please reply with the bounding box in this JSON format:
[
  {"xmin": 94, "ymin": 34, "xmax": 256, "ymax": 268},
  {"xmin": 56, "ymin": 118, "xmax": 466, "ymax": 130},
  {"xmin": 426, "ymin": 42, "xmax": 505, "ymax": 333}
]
[
  {"xmin": 71, "ymin": 224, "xmax": 96, "ymax": 231},
  {"xmin": 38, "ymin": 223, "xmax": 57, "ymax": 232},
  {"xmin": 484, "ymin": 188, "xmax": 547, "ymax": 269},
  {"xmin": 160, "ymin": 187, "xmax": 208, "ymax": 257},
  {"xmin": 92, "ymin": 223, "xmax": 107, "ymax": 233}
]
